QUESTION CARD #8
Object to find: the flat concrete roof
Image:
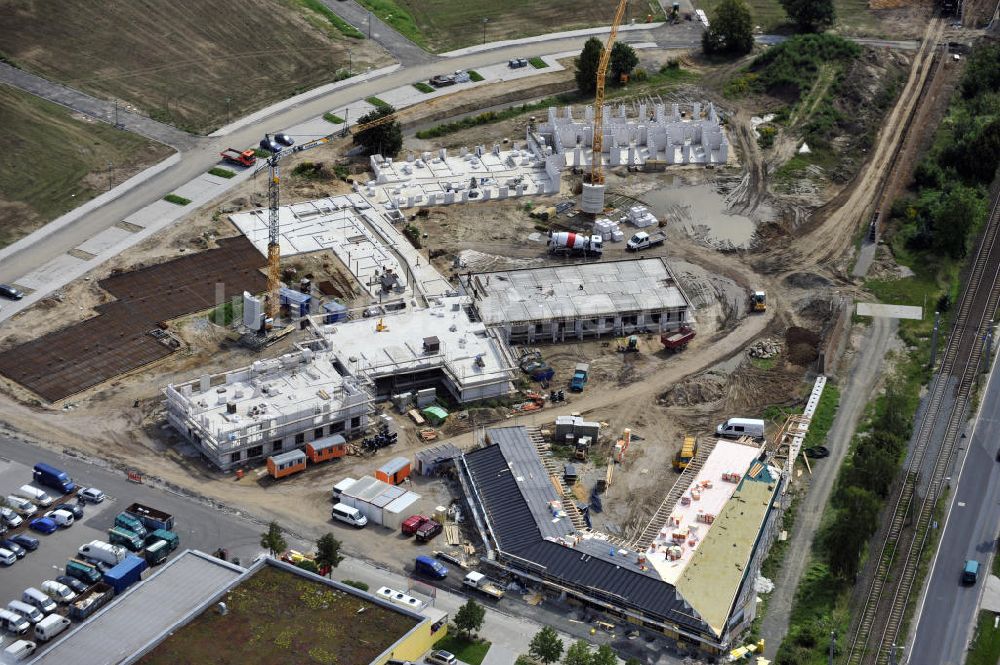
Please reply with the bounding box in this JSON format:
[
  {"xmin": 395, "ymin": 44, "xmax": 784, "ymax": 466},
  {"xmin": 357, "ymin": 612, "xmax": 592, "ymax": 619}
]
[
  {"xmin": 467, "ymin": 258, "xmax": 692, "ymax": 325},
  {"xmin": 675, "ymin": 471, "xmax": 778, "ymax": 636},
  {"xmin": 30, "ymin": 550, "xmax": 245, "ymax": 665}
]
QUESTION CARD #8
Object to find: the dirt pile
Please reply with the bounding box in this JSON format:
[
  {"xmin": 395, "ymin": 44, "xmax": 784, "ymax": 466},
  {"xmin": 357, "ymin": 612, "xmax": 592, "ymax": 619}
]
[
  {"xmin": 786, "ymin": 326, "xmax": 821, "ymax": 365},
  {"xmin": 659, "ymin": 376, "xmax": 726, "ymax": 406},
  {"xmin": 749, "ymin": 338, "xmax": 781, "ymax": 359}
]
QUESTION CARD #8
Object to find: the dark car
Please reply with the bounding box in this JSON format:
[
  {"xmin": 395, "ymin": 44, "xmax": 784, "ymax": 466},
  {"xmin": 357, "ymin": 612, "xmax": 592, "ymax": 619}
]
[
  {"xmin": 0, "ymin": 284, "xmax": 23, "ymax": 300},
  {"xmin": 0, "ymin": 539, "xmax": 26, "ymax": 558},
  {"xmin": 29, "ymin": 517, "xmax": 57, "ymax": 534},
  {"xmin": 56, "ymin": 575, "xmax": 89, "ymax": 594},
  {"xmin": 429, "ymin": 74, "xmax": 455, "ymax": 87},
  {"xmin": 9, "ymin": 534, "xmax": 39, "ymax": 551},
  {"xmin": 54, "ymin": 502, "xmax": 84, "ymax": 520},
  {"xmin": 414, "ymin": 518, "xmax": 443, "ymax": 542}
]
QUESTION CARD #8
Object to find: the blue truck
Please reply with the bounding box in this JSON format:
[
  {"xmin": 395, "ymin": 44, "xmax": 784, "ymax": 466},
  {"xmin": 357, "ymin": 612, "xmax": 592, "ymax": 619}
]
[
  {"xmin": 570, "ymin": 363, "xmax": 589, "ymax": 392},
  {"xmin": 963, "ymin": 559, "xmax": 980, "ymax": 585},
  {"xmin": 32, "ymin": 463, "xmax": 75, "ymax": 494},
  {"xmin": 102, "ymin": 555, "xmax": 147, "ymax": 595}
]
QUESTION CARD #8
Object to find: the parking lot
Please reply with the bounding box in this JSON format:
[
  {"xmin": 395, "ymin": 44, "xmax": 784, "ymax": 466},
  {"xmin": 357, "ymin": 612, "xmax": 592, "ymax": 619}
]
[{"xmin": 0, "ymin": 435, "xmax": 267, "ymax": 655}]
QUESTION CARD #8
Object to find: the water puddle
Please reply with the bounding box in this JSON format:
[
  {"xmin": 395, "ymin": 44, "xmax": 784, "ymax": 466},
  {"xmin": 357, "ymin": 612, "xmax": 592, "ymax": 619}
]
[{"xmin": 643, "ymin": 178, "xmax": 757, "ymax": 248}]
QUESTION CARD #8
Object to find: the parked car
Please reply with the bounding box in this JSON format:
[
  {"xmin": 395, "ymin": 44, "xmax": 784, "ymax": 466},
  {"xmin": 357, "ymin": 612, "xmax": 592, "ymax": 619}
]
[
  {"xmin": 5, "ymin": 496, "xmax": 36, "ymax": 517},
  {"xmin": 0, "ymin": 548, "xmax": 16, "ymax": 566},
  {"xmin": 1, "ymin": 539, "xmax": 26, "ymax": 558},
  {"xmin": 414, "ymin": 518, "xmax": 443, "ymax": 542},
  {"xmin": 55, "ymin": 575, "xmax": 88, "ymax": 594},
  {"xmin": 29, "ymin": 517, "xmax": 57, "ymax": 534},
  {"xmin": 1, "ymin": 506, "xmax": 23, "ymax": 528},
  {"xmin": 78, "ymin": 487, "xmax": 105, "ymax": 504},
  {"xmin": 53, "ymin": 502, "xmax": 83, "ymax": 519},
  {"xmin": 41, "ymin": 580, "xmax": 76, "ymax": 604},
  {"xmin": 426, "ymin": 650, "xmax": 457, "ymax": 665},
  {"xmin": 0, "ymin": 284, "xmax": 24, "ymax": 300},
  {"xmin": 10, "ymin": 534, "xmax": 39, "ymax": 551},
  {"xmin": 429, "ymin": 74, "xmax": 456, "ymax": 87},
  {"xmin": 414, "ymin": 555, "xmax": 448, "ymax": 580},
  {"xmin": 48, "ymin": 509, "xmax": 74, "ymax": 528}
]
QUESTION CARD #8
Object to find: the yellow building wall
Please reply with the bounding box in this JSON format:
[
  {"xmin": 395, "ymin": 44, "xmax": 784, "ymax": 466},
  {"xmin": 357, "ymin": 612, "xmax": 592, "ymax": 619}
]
[{"xmin": 374, "ymin": 619, "xmax": 448, "ymax": 665}]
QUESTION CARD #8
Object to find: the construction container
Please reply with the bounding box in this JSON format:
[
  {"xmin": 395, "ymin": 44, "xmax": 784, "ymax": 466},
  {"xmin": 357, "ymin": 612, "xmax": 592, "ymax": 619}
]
[
  {"xmin": 375, "ymin": 457, "xmax": 411, "ymax": 485},
  {"xmin": 267, "ymin": 449, "xmax": 307, "ymax": 479},
  {"xmin": 323, "ymin": 301, "xmax": 347, "ymax": 323},
  {"xmin": 279, "ymin": 287, "xmax": 311, "ymax": 318},
  {"xmin": 414, "ymin": 443, "xmax": 461, "ymax": 475},
  {"xmin": 382, "ymin": 493, "xmax": 422, "ymax": 531},
  {"xmin": 305, "ymin": 434, "xmax": 347, "ymax": 464}
]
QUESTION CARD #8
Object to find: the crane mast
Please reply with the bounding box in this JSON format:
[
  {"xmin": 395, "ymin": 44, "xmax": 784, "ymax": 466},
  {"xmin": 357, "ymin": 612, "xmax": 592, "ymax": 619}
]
[{"xmin": 589, "ymin": 0, "xmax": 629, "ymax": 188}]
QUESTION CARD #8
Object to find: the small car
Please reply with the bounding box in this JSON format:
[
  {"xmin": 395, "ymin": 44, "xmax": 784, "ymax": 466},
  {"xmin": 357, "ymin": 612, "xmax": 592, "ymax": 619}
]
[
  {"xmin": 29, "ymin": 517, "xmax": 57, "ymax": 535},
  {"xmin": 55, "ymin": 575, "xmax": 88, "ymax": 594},
  {"xmin": 0, "ymin": 284, "xmax": 24, "ymax": 300},
  {"xmin": 9, "ymin": 534, "xmax": 39, "ymax": 552},
  {"xmin": 1, "ymin": 539, "xmax": 26, "ymax": 558},
  {"xmin": 426, "ymin": 650, "xmax": 457, "ymax": 665},
  {"xmin": 77, "ymin": 487, "xmax": 105, "ymax": 504},
  {"xmin": 414, "ymin": 518, "xmax": 443, "ymax": 542},
  {"xmin": 53, "ymin": 503, "xmax": 83, "ymax": 520},
  {"xmin": 1, "ymin": 506, "xmax": 23, "ymax": 528}
]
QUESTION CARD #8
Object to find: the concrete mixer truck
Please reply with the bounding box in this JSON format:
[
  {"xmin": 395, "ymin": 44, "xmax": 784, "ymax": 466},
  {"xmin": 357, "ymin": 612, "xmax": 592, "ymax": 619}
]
[{"xmin": 547, "ymin": 232, "xmax": 603, "ymax": 257}]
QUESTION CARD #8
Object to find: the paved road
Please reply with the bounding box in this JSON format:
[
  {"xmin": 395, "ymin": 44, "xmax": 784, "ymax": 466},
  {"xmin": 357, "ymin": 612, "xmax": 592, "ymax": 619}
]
[
  {"xmin": 318, "ymin": 0, "xmax": 436, "ymax": 65},
  {"xmin": 760, "ymin": 317, "xmax": 897, "ymax": 658},
  {"xmin": 0, "ymin": 63, "xmax": 198, "ymax": 150},
  {"xmin": 910, "ymin": 356, "xmax": 1000, "ymax": 664}
]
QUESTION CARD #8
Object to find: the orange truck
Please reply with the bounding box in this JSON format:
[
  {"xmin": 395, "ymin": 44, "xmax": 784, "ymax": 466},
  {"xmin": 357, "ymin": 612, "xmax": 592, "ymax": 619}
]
[{"xmin": 219, "ymin": 148, "xmax": 257, "ymax": 167}]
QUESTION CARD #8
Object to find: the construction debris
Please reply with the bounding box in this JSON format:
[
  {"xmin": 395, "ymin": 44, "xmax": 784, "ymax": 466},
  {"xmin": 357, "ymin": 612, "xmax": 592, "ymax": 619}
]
[{"xmin": 748, "ymin": 338, "xmax": 781, "ymax": 359}]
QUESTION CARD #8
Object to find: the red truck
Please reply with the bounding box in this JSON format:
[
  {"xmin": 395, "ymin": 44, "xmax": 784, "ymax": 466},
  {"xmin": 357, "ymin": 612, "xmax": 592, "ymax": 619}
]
[
  {"xmin": 661, "ymin": 327, "xmax": 695, "ymax": 352},
  {"xmin": 401, "ymin": 515, "xmax": 431, "ymax": 536},
  {"xmin": 219, "ymin": 148, "xmax": 256, "ymax": 167}
]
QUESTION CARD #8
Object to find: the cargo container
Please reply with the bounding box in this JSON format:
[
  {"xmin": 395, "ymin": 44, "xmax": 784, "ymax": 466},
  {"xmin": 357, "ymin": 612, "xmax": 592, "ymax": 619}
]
[
  {"xmin": 108, "ymin": 527, "xmax": 144, "ymax": 551},
  {"xmin": 144, "ymin": 539, "xmax": 169, "ymax": 566},
  {"xmin": 102, "ymin": 555, "xmax": 147, "ymax": 594},
  {"xmin": 305, "ymin": 434, "xmax": 347, "ymax": 464},
  {"xmin": 375, "ymin": 457, "xmax": 411, "ymax": 485},
  {"xmin": 68, "ymin": 583, "xmax": 113, "ymax": 621},
  {"xmin": 124, "ymin": 503, "xmax": 174, "ymax": 531},
  {"xmin": 267, "ymin": 449, "xmax": 307, "ymax": 480}
]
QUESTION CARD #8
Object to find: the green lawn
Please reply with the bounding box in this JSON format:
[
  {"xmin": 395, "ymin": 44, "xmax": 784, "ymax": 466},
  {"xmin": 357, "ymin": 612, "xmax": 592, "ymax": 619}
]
[
  {"xmin": 968, "ymin": 612, "xmax": 1000, "ymax": 665},
  {"xmin": 365, "ymin": 96, "xmax": 391, "ymax": 110},
  {"xmin": 208, "ymin": 167, "xmax": 236, "ymax": 179},
  {"xmin": 433, "ymin": 635, "xmax": 491, "ymax": 665},
  {"xmin": 696, "ymin": 0, "xmax": 880, "ymax": 35}
]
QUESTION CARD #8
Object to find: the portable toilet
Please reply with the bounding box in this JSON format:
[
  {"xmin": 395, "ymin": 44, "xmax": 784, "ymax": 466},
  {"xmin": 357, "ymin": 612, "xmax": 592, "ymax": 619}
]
[
  {"xmin": 279, "ymin": 287, "xmax": 312, "ymax": 318},
  {"xmin": 375, "ymin": 457, "xmax": 411, "ymax": 485},
  {"xmin": 323, "ymin": 301, "xmax": 348, "ymax": 323},
  {"xmin": 267, "ymin": 449, "xmax": 307, "ymax": 479},
  {"xmin": 306, "ymin": 434, "xmax": 347, "ymax": 464}
]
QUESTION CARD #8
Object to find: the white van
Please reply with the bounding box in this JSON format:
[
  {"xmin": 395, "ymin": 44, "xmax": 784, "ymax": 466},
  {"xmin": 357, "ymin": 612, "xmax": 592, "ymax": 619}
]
[
  {"xmin": 331, "ymin": 503, "xmax": 368, "ymax": 528},
  {"xmin": 7, "ymin": 600, "xmax": 43, "ymax": 624},
  {"xmin": 42, "ymin": 580, "xmax": 77, "ymax": 604},
  {"xmin": 48, "ymin": 509, "xmax": 74, "ymax": 528},
  {"xmin": 15, "ymin": 485, "xmax": 53, "ymax": 507},
  {"xmin": 0, "ymin": 547, "xmax": 16, "ymax": 566},
  {"xmin": 22, "ymin": 587, "xmax": 57, "ymax": 615},
  {"xmin": 716, "ymin": 417, "xmax": 766, "ymax": 440},
  {"xmin": 4, "ymin": 496, "xmax": 36, "ymax": 517},
  {"xmin": 0, "ymin": 608, "xmax": 31, "ymax": 635},
  {"xmin": 2, "ymin": 639, "xmax": 36, "ymax": 661},
  {"xmin": 34, "ymin": 614, "xmax": 71, "ymax": 642},
  {"xmin": 78, "ymin": 540, "xmax": 127, "ymax": 567}
]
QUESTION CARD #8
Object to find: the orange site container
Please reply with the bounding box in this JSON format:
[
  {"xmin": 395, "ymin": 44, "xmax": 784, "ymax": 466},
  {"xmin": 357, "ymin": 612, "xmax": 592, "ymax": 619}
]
[
  {"xmin": 306, "ymin": 434, "xmax": 347, "ymax": 464},
  {"xmin": 267, "ymin": 449, "xmax": 307, "ymax": 479},
  {"xmin": 374, "ymin": 457, "xmax": 411, "ymax": 485}
]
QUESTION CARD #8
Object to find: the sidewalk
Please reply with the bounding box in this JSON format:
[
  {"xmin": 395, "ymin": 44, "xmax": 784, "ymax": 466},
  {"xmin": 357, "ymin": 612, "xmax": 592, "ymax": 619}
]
[{"xmin": 439, "ymin": 21, "xmax": 664, "ymax": 58}]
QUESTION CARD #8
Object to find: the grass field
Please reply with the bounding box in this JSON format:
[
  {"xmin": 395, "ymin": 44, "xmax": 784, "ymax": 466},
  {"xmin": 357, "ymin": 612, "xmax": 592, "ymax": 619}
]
[
  {"xmin": 355, "ymin": 0, "xmax": 661, "ymax": 52},
  {"xmin": 0, "ymin": 84, "xmax": 172, "ymax": 248},
  {"xmin": 0, "ymin": 0, "xmax": 390, "ymax": 134},
  {"xmin": 697, "ymin": 0, "xmax": 881, "ymax": 35}
]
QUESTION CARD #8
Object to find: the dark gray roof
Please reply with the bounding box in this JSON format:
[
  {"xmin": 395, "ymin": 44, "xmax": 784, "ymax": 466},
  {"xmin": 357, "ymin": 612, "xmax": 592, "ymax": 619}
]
[{"xmin": 463, "ymin": 427, "xmax": 709, "ymax": 636}]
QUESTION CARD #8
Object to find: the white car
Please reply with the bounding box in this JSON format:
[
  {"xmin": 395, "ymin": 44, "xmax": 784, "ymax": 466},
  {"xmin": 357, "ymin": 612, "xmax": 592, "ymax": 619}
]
[
  {"xmin": 1, "ymin": 506, "xmax": 23, "ymax": 528},
  {"xmin": 426, "ymin": 651, "xmax": 457, "ymax": 665},
  {"xmin": 78, "ymin": 487, "xmax": 105, "ymax": 504}
]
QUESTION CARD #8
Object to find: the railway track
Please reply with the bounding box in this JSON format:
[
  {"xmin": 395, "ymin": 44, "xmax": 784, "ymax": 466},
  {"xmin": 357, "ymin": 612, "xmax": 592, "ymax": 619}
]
[{"xmin": 845, "ymin": 182, "xmax": 1000, "ymax": 665}]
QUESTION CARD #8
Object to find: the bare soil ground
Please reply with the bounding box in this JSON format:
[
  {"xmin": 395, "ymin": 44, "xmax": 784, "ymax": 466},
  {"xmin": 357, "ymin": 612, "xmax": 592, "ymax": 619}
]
[
  {"xmin": 0, "ymin": 85, "xmax": 172, "ymax": 247},
  {"xmin": 0, "ymin": 0, "xmax": 392, "ymax": 134}
]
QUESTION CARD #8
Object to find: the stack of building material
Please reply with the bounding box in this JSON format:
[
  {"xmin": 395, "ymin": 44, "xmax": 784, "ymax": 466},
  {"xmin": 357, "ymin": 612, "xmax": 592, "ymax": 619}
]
[
  {"xmin": 593, "ymin": 217, "xmax": 623, "ymax": 241},
  {"xmin": 626, "ymin": 206, "xmax": 658, "ymax": 228}
]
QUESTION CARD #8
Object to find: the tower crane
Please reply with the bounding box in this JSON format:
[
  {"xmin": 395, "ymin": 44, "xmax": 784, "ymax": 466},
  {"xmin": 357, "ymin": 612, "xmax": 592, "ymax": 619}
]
[
  {"xmin": 581, "ymin": 0, "xmax": 628, "ymax": 215},
  {"xmin": 255, "ymin": 110, "xmax": 401, "ymax": 320}
]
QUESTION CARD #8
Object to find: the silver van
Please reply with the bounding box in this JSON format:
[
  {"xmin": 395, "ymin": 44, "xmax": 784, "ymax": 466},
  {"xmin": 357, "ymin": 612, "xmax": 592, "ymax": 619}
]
[
  {"xmin": 331, "ymin": 503, "xmax": 368, "ymax": 528},
  {"xmin": 34, "ymin": 614, "xmax": 70, "ymax": 642},
  {"xmin": 15, "ymin": 485, "xmax": 53, "ymax": 507},
  {"xmin": 716, "ymin": 417, "xmax": 766, "ymax": 440},
  {"xmin": 7, "ymin": 600, "xmax": 43, "ymax": 624},
  {"xmin": 2, "ymin": 639, "xmax": 36, "ymax": 661},
  {"xmin": 22, "ymin": 587, "xmax": 57, "ymax": 615},
  {"xmin": 4, "ymin": 496, "xmax": 36, "ymax": 517},
  {"xmin": 0, "ymin": 547, "xmax": 16, "ymax": 566},
  {"xmin": 0, "ymin": 608, "xmax": 30, "ymax": 635}
]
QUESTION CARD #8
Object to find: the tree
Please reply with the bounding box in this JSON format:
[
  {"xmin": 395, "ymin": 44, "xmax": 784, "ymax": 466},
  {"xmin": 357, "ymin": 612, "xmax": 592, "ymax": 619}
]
[
  {"xmin": 930, "ymin": 185, "xmax": 984, "ymax": 258},
  {"xmin": 575, "ymin": 37, "xmax": 604, "ymax": 94},
  {"xmin": 453, "ymin": 598, "xmax": 486, "ymax": 639},
  {"xmin": 562, "ymin": 640, "xmax": 592, "ymax": 665},
  {"xmin": 529, "ymin": 627, "xmax": 564, "ymax": 665},
  {"xmin": 260, "ymin": 521, "xmax": 287, "ymax": 557},
  {"xmin": 780, "ymin": 0, "xmax": 835, "ymax": 33},
  {"xmin": 295, "ymin": 559, "xmax": 320, "ymax": 574},
  {"xmin": 701, "ymin": 0, "xmax": 754, "ymax": 57},
  {"xmin": 609, "ymin": 43, "xmax": 639, "ymax": 84},
  {"xmin": 316, "ymin": 533, "xmax": 344, "ymax": 576},
  {"xmin": 516, "ymin": 657, "xmax": 538, "ymax": 665},
  {"xmin": 341, "ymin": 579, "xmax": 369, "ymax": 591},
  {"xmin": 353, "ymin": 105, "xmax": 403, "ymax": 157},
  {"xmin": 591, "ymin": 645, "xmax": 616, "ymax": 665}
]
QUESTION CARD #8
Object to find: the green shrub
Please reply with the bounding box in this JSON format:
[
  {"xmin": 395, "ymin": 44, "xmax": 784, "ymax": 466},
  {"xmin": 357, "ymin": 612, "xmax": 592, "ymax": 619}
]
[
  {"xmin": 291, "ymin": 161, "xmax": 326, "ymax": 179},
  {"xmin": 365, "ymin": 96, "xmax": 391, "ymax": 110},
  {"xmin": 413, "ymin": 82, "xmax": 435, "ymax": 93},
  {"xmin": 758, "ymin": 125, "xmax": 777, "ymax": 149},
  {"xmin": 468, "ymin": 70, "xmax": 484, "ymax": 82},
  {"xmin": 631, "ymin": 67, "xmax": 648, "ymax": 82},
  {"xmin": 341, "ymin": 579, "xmax": 369, "ymax": 591},
  {"xmin": 208, "ymin": 167, "xmax": 236, "ymax": 179},
  {"xmin": 528, "ymin": 57, "xmax": 548, "ymax": 69},
  {"xmin": 164, "ymin": 194, "xmax": 191, "ymax": 206},
  {"xmin": 323, "ymin": 112, "xmax": 345, "ymax": 124}
]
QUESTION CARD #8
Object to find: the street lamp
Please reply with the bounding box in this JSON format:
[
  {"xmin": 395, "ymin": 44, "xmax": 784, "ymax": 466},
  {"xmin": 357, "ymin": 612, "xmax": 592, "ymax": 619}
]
[{"xmin": 482, "ymin": 17, "xmax": 489, "ymax": 45}]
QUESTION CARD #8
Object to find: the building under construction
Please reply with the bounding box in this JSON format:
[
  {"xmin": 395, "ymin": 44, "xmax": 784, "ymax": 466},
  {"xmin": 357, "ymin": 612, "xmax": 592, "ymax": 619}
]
[
  {"xmin": 462, "ymin": 258, "xmax": 695, "ymax": 344},
  {"xmin": 458, "ymin": 426, "xmax": 782, "ymax": 655}
]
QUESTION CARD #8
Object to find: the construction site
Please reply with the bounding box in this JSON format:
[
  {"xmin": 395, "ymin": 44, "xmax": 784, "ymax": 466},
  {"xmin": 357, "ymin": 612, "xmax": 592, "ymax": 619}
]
[{"xmin": 0, "ymin": 0, "xmax": 990, "ymax": 662}]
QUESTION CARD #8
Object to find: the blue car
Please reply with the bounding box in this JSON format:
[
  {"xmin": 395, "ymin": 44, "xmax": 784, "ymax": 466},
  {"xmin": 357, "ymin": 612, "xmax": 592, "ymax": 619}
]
[{"xmin": 29, "ymin": 517, "xmax": 57, "ymax": 534}]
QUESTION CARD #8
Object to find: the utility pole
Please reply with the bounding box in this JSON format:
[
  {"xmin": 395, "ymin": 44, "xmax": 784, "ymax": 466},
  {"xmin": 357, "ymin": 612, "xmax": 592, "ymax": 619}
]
[
  {"xmin": 368, "ymin": 12, "xmax": 372, "ymax": 39},
  {"xmin": 482, "ymin": 17, "xmax": 489, "ymax": 44},
  {"xmin": 113, "ymin": 99, "xmax": 120, "ymax": 128},
  {"xmin": 225, "ymin": 96, "xmax": 231, "ymax": 124},
  {"xmin": 929, "ymin": 311, "xmax": 941, "ymax": 369},
  {"xmin": 107, "ymin": 161, "xmax": 113, "ymax": 191},
  {"xmin": 983, "ymin": 320, "xmax": 994, "ymax": 374},
  {"xmin": 828, "ymin": 631, "xmax": 835, "ymax": 665}
]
